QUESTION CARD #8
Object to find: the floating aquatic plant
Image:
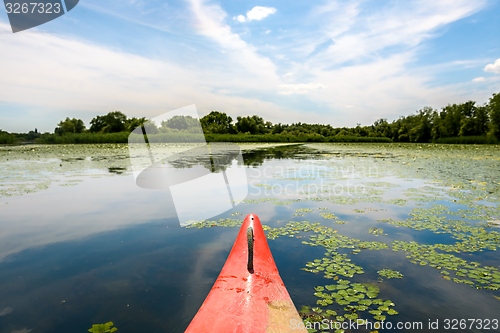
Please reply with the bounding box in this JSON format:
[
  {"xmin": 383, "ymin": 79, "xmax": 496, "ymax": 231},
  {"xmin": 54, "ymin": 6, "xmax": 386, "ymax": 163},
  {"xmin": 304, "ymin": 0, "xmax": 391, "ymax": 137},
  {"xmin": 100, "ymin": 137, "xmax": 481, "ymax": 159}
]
[
  {"xmin": 185, "ymin": 218, "xmax": 242, "ymax": 228},
  {"xmin": 312, "ymin": 280, "xmax": 397, "ymax": 324},
  {"xmin": 88, "ymin": 322, "xmax": 117, "ymax": 333},
  {"xmin": 319, "ymin": 212, "xmax": 338, "ymax": 220},
  {"xmin": 296, "ymin": 208, "xmax": 314, "ymax": 213},
  {"xmin": 368, "ymin": 227, "xmax": 384, "ymax": 236},
  {"xmin": 377, "ymin": 269, "xmax": 403, "ymax": 279}
]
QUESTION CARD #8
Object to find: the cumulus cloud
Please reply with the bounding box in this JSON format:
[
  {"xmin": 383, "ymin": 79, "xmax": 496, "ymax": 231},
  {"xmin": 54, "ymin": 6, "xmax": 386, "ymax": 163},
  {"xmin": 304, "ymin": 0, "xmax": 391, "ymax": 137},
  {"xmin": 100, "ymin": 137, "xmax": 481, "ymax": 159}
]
[
  {"xmin": 278, "ymin": 83, "xmax": 325, "ymax": 95},
  {"xmin": 472, "ymin": 77, "xmax": 485, "ymax": 82},
  {"xmin": 234, "ymin": 6, "xmax": 276, "ymax": 22},
  {"xmin": 235, "ymin": 15, "xmax": 246, "ymax": 23},
  {"xmin": 484, "ymin": 58, "xmax": 500, "ymax": 74},
  {"xmin": 0, "ymin": 23, "xmax": 197, "ymax": 113}
]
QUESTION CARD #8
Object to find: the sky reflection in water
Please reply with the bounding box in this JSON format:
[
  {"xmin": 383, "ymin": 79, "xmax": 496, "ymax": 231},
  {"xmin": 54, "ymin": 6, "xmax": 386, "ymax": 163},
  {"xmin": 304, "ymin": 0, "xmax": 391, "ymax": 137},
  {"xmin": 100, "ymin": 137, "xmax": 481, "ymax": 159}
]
[{"xmin": 0, "ymin": 144, "xmax": 499, "ymax": 333}]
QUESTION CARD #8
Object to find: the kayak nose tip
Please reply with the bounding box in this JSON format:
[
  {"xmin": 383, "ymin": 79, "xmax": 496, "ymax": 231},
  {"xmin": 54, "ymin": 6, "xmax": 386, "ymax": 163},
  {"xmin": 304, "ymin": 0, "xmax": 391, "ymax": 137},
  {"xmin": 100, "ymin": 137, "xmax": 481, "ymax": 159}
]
[{"xmin": 247, "ymin": 213, "xmax": 259, "ymax": 221}]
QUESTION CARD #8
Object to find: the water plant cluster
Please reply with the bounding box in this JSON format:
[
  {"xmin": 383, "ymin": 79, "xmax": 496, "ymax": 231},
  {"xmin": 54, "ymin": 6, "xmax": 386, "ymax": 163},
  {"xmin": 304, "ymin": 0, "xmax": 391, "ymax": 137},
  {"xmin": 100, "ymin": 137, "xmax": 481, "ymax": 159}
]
[
  {"xmin": 368, "ymin": 227, "xmax": 384, "ymax": 236},
  {"xmin": 377, "ymin": 269, "xmax": 403, "ymax": 279},
  {"xmin": 0, "ymin": 144, "xmax": 132, "ymax": 197},
  {"xmin": 392, "ymin": 241, "xmax": 500, "ymax": 290},
  {"xmin": 185, "ymin": 218, "xmax": 242, "ymax": 228},
  {"xmin": 88, "ymin": 322, "xmax": 117, "ymax": 333},
  {"xmin": 309, "ymin": 280, "xmax": 398, "ymax": 324}
]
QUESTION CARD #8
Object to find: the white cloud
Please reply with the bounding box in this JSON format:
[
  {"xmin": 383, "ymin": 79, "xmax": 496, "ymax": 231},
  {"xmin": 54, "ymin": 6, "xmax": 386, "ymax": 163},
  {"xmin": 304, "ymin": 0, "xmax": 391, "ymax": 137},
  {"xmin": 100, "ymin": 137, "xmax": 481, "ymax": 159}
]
[
  {"xmin": 0, "ymin": 21, "xmax": 288, "ymax": 132},
  {"xmin": 247, "ymin": 6, "xmax": 276, "ymax": 21},
  {"xmin": 472, "ymin": 77, "xmax": 486, "ymax": 82},
  {"xmin": 0, "ymin": 23, "xmax": 195, "ymax": 112},
  {"xmin": 264, "ymin": 0, "xmax": 482, "ymax": 75},
  {"xmin": 234, "ymin": 6, "xmax": 276, "ymax": 23},
  {"xmin": 278, "ymin": 83, "xmax": 326, "ymax": 95},
  {"xmin": 484, "ymin": 58, "xmax": 500, "ymax": 74},
  {"xmin": 235, "ymin": 14, "xmax": 246, "ymax": 23},
  {"xmin": 187, "ymin": 0, "xmax": 279, "ymax": 84}
]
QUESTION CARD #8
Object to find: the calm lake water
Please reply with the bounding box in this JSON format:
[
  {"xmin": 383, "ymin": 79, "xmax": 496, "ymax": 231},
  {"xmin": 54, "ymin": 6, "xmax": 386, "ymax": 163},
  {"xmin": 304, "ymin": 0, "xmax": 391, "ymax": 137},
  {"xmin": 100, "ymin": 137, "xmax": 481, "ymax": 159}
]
[{"xmin": 0, "ymin": 143, "xmax": 499, "ymax": 333}]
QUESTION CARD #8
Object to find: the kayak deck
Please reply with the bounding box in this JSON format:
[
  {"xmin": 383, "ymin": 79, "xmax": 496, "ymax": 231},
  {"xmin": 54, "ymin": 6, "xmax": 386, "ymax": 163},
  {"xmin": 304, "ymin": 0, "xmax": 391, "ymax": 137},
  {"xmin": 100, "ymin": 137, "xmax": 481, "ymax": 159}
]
[{"xmin": 185, "ymin": 214, "xmax": 306, "ymax": 333}]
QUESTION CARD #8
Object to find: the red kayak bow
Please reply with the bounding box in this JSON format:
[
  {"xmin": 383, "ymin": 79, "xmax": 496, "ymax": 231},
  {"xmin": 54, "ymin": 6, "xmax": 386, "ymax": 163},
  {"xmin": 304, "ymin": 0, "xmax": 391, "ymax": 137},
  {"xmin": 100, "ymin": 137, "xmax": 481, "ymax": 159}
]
[{"xmin": 185, "ymin": 214, "xmax": 307, "ymax": 332}]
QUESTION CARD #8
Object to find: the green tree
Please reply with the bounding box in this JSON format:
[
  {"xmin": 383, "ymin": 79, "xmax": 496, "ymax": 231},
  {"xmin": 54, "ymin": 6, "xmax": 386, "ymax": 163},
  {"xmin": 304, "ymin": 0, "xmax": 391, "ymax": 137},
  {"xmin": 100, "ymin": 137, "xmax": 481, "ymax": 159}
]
[
  {"xmin": 90, "ymin": 111, "xmax": 127, "ymax": 133},
  {"xmin": 89, "ymin": 115, "xmax": 106, "ymax": 133},
  {"xmin": 408, "ymin": 107, "xmax": 433, "ymax": 142},
  {"xmin": 474, "ymin": 105, "xmax": 489, "ymax": 136},
  {"xmin": 440, "ymin": 104, "xmax": 462, "ymax": 137},
  {"xmin": 26, "ymin": 129, "xmax": 41, "ymax": 141},
  {"xmin": 271, "ymin": 123, "xmax": 287, "ymax": 134},
  {"xmin": 125, "ymin": 117, "xmax": 147, "ymax": 132},
  {"xmin": 143, "ymin": 121, "xmax": 159, "ymax": 134},
  {"xmin": 235, "ymin": 115, "xmax": 269, "ymax": 134},
  {"xmin": 200, "ymin": 111, "xmax": 234, "ymax": 134},
  {"xmin": 0, "ymin": 129, "xmax": 17, "ymax": 144},
  {"xmin": 104, "ymin": 111, "xmax": 127, "ymax": 133},
  {"xmin": 488, "ymin": 93, "xmax": 500, "ymax": 139},
  {"xmin": 458, "ymin": 101, "xmax": 477, "ymax": 136},
  {"xmin": 161, "ymin": 115, "xmax": 199, "ymax": 131},
  {"xmin": 55, "ymin": 117, "xmax": 86, "ymax": 135},
  {"xmin": 372, "ymin": 119, "xmax": 390, "ymax": 137}
]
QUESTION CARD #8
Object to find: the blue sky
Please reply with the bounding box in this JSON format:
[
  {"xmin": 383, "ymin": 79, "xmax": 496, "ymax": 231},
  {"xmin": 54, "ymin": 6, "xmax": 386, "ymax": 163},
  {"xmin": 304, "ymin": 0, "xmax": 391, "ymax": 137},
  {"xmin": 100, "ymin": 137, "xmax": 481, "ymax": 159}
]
[{"xmin": 0, "ymin": 0, "xmax": 499, "ymax": 133}]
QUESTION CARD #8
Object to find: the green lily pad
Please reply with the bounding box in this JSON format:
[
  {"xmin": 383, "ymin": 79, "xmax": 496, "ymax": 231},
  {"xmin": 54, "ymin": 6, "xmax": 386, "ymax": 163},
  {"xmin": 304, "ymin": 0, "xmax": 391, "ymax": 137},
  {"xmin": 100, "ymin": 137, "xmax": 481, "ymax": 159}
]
[
  {"xmin": 377, "ymin": 269, "xmax": 404, "ymax": 279},
  {"xmin": 387, "ymin": 309, "xmax": 399, "ymax": 315}
]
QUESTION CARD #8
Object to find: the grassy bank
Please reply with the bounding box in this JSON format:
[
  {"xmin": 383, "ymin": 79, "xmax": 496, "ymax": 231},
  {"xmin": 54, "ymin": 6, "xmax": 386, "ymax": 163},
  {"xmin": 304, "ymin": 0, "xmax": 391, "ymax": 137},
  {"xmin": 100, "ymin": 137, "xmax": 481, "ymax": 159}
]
[
  {"xmin": 34, "ymin": 132, "xmax": 394, "ymax": 144},
  {"xmin": 433, "ymin": 136, "xmax": 499, "ymax": 144},
  {"xmin": 35, "ymin": 132, "xmax": 131, "ymax": 144},
  {"xmin": 206, "ymin": 134, "xmax": 393, "ymax": 143},
  {"xmin": 28, "ymin": 132, "xmax": 500, "ymax": 145}
]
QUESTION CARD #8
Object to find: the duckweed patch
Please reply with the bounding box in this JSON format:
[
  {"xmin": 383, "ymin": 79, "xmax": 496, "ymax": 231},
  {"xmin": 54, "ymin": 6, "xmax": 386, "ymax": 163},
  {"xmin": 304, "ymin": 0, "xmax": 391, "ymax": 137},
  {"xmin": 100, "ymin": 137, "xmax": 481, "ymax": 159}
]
[
  {"xmin": 0, "ymin": 144, "xmax": 135, "ymax": 197},
  {"xmin": 302, "ymin": 281, "xmax": 397, "ymax": 329},
  {"xmin": 368, "ymin": 227, "xmax": 384, "ymax": 236},
  {"xmin": 185, "ymin": 218, "xmax": 243, "ymax": 228},
  {"xmin": 377, "ymin": 269, "xmax": 403, "ymax": 279},
  {"xmin": 392, "ymin": 240, "xmax": 500, "ymax": 290},
  {"xmin": 319, "ymin": 212, "xmax": 338, "ymax": 220}
]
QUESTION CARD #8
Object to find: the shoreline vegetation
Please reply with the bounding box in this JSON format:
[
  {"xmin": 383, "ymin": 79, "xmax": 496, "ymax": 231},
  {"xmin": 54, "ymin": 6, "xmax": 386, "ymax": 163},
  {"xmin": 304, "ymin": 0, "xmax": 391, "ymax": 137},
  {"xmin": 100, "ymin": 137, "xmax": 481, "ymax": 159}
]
[{"xmin": 1, "ymin": 92, "xmax": 499, "ymax": 145}]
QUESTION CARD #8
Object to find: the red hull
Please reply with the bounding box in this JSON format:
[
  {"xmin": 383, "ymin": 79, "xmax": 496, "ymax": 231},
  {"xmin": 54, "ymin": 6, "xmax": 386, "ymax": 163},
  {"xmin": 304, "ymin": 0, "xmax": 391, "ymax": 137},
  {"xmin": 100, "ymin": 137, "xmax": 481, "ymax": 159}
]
[{"xmin": 185, "ymin": 214, "xmax": 306, "ymax": 333}]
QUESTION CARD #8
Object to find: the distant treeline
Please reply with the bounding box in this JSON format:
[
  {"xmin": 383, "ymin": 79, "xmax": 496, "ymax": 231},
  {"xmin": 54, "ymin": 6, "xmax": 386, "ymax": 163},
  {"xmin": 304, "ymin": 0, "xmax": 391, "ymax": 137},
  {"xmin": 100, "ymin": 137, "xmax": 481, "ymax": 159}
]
[{"xmin": 1, "ymin": 92, "xmax": 499, "ymax": 145}]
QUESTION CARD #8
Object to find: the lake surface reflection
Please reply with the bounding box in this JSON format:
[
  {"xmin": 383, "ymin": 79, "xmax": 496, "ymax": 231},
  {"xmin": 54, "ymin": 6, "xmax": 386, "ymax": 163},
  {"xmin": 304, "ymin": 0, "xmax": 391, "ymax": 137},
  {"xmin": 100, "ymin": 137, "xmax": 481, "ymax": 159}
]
[{"xmin": 0, "ymin": 143, "xmax": 499, "ymax": 333}]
